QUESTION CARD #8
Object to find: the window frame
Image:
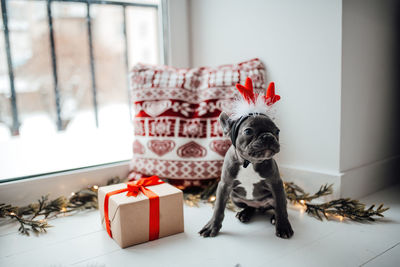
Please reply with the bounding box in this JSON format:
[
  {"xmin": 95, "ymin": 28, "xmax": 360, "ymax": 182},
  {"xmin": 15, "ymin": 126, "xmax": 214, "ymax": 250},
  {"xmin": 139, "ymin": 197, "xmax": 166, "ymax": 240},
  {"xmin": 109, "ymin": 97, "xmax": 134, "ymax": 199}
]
[{"xmin": 0, "ymin": 0, "xmax": 170, "ymax": 200}]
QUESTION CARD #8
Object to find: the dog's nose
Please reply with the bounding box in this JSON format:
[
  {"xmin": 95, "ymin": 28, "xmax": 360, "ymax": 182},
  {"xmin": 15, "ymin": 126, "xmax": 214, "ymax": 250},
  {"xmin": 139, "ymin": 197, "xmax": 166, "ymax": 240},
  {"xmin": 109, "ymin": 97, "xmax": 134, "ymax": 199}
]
[{"xmin": 261, "ymin": 133, "xmax": 271, "ymax": 140}]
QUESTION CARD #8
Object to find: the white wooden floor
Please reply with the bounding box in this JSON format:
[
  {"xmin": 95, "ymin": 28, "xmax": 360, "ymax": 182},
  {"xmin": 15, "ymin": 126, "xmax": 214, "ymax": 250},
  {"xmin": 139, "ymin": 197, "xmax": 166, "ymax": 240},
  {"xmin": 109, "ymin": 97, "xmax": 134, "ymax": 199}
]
[{"xmin": 1, "ymin": 183, "xmax": 399, "ymax": 267}]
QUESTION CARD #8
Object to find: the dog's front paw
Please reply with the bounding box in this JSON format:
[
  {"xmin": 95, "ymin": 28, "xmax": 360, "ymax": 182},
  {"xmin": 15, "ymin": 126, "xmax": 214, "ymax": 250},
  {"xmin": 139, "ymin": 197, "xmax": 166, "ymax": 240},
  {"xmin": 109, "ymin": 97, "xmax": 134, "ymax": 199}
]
[
  {"xmin": 236, "ymin": 207, "xmax": 255, "ymax": 223},
  {"xmin": 199, "ymin": 220, "xmax": 222, "ymax": 237},
  {"xmin": 275, "ymin": 220, "xmax": 294, "ymax": 239}
]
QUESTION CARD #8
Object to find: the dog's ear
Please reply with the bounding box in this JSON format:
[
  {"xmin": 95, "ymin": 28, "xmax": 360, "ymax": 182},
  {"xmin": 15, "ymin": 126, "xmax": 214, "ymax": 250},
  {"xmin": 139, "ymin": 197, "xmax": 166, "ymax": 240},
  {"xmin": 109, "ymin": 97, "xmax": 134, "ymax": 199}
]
[{"xmin": 219, "ymin": 112, "xmax": 234, "ymax": 136}]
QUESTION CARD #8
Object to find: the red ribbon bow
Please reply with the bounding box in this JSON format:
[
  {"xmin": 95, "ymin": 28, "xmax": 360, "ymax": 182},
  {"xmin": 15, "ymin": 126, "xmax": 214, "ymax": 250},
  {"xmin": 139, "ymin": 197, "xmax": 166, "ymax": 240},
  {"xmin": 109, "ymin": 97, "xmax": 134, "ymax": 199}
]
[
  {"xmin": 104, "ymin": 176, "xmax": 164, "ymax": 241},
  {"xmin": 126, "ymin": 175, "xmax": 163, "ymax": 197}
]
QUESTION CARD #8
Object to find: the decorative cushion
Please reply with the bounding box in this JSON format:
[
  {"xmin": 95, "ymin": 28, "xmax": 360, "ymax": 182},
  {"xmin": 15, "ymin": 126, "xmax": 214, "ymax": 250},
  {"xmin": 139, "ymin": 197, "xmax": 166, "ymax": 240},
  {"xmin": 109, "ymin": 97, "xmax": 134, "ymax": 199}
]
[{"xmin": 129, "ymin": 58, "xmax": 266, "ymax": 185}]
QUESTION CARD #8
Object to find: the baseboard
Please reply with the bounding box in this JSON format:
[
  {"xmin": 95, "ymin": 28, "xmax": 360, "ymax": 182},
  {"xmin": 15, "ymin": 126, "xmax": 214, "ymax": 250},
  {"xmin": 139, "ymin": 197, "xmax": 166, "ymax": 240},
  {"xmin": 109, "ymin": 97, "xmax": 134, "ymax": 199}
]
[
  {"xmin": 0, "ymin": 161, "xmax": 130, "ymax": 206},
  {"xmin": 279, "ymin": 165, "xmax": 342, "ymax": 201},
  {"xmin": 280, "ymin": 155, "xmax": 400, "ymax": 200},
  {"xmin": 340, "ymin": 155, "xmax": 400, "ymax": 199}
]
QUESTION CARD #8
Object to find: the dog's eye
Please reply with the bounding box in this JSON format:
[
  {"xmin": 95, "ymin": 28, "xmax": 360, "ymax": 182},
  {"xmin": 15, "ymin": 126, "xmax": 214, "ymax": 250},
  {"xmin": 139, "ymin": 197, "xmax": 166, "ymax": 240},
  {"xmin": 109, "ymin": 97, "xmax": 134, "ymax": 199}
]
[
  {"xmin": 244, "ymin": 128, "xmax": 253, "ymax": 135},
  {"xmin": 276, "ymin": 129, "xmax": 280, "ymax": 135}
]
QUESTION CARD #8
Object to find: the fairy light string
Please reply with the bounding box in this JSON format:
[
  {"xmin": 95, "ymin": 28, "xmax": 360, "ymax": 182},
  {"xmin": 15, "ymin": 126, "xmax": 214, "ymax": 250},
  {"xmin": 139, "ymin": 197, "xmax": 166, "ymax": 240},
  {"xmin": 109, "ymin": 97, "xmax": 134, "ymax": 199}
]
[{"xmin": 0, "ymin": 177, "xmax": 389, "ymax": 236}]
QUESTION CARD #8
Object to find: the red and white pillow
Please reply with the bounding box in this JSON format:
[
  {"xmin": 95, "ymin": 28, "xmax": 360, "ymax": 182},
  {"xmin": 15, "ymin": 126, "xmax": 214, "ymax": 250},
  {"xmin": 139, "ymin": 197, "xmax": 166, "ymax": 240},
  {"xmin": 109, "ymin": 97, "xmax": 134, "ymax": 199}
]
[{"xmin": 129, "ymin": 58, "xmax": 266, "ymax": 186}]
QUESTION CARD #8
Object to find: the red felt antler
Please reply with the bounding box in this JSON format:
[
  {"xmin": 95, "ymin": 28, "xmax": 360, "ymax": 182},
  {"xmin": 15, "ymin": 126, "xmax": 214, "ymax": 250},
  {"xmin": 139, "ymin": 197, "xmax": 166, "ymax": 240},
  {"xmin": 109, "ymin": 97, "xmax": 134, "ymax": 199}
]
[
  {"xmin": 236, "ymin": 77, "xmax": 255, "ymax": 104},
  {"xmin": 265, "ymin": 82, "xmax": 280, "ymax": 106},
  {"xmin": 236, "ymin": 78, "xmax": 281, "ymax": 106}
]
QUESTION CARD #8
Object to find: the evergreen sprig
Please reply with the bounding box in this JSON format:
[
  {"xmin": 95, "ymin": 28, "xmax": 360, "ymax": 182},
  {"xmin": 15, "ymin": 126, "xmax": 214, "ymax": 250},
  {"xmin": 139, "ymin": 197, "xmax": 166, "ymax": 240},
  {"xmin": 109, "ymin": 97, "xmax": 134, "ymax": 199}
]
[
  {"xmin": 284, "ymin": 182, "xmax": 333, "ymax": 203},
  {"xmin": 283, "ymin": 182, "xmax": 389, "ymax": 222},
  {"xmin": 305, "ymin": 199, "xmax": 389, "ymax": 221},
  {"xmin": 0, "ymin": 203, "xmax": 49, "ymax": 235},
  {"xmin": 0, "ymin": 180, "xmax": 112, "ymax": 236}
]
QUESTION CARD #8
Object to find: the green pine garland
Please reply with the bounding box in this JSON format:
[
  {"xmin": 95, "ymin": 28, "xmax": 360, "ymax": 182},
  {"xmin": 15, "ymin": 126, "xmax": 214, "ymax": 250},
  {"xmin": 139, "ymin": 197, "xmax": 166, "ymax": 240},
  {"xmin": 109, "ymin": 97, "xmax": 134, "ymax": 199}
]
[{"xmin": 0, "ymin": 177, "xmax": 389, "ymax": 236}]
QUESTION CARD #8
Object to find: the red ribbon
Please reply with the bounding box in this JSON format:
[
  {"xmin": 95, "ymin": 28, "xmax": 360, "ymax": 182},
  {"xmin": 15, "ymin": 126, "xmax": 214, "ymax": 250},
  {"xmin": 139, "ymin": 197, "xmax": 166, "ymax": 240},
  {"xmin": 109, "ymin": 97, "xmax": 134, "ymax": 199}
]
[{"xmin": 103, "ymin": 176, "xmax": 164, "ymax": 241}]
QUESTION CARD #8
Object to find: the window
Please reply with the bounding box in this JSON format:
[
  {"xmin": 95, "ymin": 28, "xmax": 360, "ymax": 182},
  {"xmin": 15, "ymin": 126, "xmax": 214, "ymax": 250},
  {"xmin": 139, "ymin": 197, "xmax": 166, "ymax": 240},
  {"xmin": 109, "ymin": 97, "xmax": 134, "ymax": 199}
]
[{"xmin": 0, "ymin": 0, "xmax": 168, "ymax": 182}]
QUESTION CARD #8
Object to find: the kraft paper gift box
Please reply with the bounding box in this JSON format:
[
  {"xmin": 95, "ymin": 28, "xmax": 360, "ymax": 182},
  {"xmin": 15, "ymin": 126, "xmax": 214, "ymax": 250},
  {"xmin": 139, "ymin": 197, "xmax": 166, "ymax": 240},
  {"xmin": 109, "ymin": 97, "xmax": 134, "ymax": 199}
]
[{"xmin": 98, "ymin": 176, "xmax": 184, "ymax": 248}]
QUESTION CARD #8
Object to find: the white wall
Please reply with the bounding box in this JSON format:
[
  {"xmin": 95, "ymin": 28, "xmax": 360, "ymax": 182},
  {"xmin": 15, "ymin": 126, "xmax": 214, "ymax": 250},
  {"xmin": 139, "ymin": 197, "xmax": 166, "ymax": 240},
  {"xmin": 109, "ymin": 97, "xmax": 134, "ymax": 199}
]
[
  {"xmin": 167, "ymin": 0, "xmax": 191, "ymax": 68},
  {"xmin": 167, "ymin": 0, "xmax": 400, "ymax": 197},
  {"xmin": 340, "ymin": 0, "xmax": 400, "ymax": 196},
  {"xmin": 189, "ymin": 0, "xmax": 343, "ymax": 180}
]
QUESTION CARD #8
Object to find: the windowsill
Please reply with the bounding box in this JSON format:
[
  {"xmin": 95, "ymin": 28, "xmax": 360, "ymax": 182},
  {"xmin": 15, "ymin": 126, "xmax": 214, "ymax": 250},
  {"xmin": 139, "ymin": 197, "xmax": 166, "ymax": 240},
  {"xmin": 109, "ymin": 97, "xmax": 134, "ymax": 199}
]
[
  {"xmin": 0, "ymin": 184, "xmax": 399, "ymax": 266},
  {"xmin": 0, "ymin": 127, "xmax": 133, "ymax": 183}
]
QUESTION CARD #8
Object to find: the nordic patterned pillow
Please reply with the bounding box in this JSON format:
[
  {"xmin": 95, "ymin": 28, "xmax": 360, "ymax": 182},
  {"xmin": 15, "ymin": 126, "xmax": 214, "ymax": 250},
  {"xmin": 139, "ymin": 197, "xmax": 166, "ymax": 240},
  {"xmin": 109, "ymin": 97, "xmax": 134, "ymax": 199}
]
[{"xmin": 129, "ymin": 58, "xmax": 266, "ymax": 188}]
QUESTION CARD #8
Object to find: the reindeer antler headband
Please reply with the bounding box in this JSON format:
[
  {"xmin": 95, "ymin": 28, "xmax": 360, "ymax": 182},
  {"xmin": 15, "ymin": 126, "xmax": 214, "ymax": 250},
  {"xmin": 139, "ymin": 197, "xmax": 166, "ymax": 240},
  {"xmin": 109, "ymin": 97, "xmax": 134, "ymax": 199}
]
[
  {"xmin": 229, "ymin": 77, "xmax": 281, "ymax": 152},
  {"xmin": 232, "ymin": 77, "xmax": 280, "ymax": 119}
]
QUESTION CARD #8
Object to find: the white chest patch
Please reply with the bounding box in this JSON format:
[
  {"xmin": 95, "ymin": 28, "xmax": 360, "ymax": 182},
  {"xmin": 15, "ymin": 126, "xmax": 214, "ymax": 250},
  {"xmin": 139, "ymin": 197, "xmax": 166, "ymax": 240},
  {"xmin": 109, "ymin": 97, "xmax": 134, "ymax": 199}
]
[{"xmin": 235, "ymin": 164, "xmax": 264, "ymax": 199}]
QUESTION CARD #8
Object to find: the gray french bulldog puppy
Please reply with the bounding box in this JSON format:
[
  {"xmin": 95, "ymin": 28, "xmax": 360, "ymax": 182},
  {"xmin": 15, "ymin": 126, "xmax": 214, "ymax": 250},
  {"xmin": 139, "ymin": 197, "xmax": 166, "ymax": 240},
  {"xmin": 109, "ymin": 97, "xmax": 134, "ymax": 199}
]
[{"xmin": 199, "ymin": 112, "xmax": 294, "ymax": 239}]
